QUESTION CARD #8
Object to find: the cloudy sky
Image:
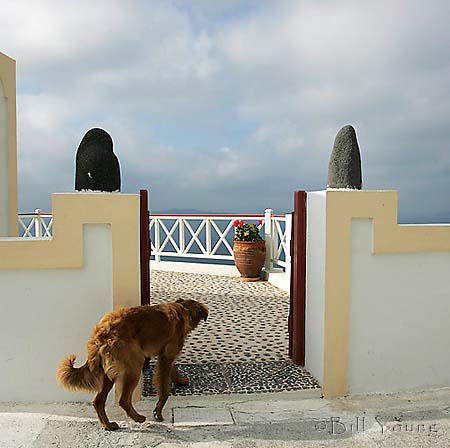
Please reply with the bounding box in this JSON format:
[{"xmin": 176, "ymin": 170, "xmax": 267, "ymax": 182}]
[{"xmin": 1, "ymin": 0, "xmax": 449, "ymax": 222}]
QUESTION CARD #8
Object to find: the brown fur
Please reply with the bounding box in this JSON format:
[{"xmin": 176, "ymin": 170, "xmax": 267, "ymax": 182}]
[{"xmin": 57, "ymin": 299, "xmax": 208, "ymax": 430}]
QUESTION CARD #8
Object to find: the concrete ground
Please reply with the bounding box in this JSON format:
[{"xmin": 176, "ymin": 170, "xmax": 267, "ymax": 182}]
[{"xmin": 2, "ymin": 388, "xmax": 450, "ymax": 447}]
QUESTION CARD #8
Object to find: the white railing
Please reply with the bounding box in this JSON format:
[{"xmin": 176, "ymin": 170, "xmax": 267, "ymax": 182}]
[
  {"xmin": 18, "ymin": 209, "xmax": 53, "ymax": 238},
  {"xmin": 150, "ymin": 214, "xmax": 264, "ymax": 262},
  {"xmin": 268, "ymin": 212, "xmax": 292, "ymax": 271},
  {"xmin": 17, "ymin": 209, "xmax": 292, "ymax": 274},
  {"xmin": 150, "ymin": 209, "xmax": 292, "ymax": 274}
]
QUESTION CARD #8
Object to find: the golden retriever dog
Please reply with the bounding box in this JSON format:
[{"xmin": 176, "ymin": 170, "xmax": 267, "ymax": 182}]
[{"xmin": 57, "ymin": 299, "xmax": 208, "ymax": 430}]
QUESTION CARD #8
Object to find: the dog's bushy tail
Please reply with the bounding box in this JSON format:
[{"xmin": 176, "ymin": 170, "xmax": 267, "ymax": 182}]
[{"xmin": 57, "ymin": 354, "xmax": 102, "ymax": 392}]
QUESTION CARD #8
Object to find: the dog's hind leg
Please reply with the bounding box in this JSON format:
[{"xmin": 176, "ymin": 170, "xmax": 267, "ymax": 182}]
[
  {"xmin": 153, "ymin": 354, "xmax": 175, "ymax": 422},
  {"xmin": 118, "ymin": 369, "xmax": 146, "ymax": 423},
  {"xmin": 93, "ymin": 374, "xmax": 118, "ymax": 431},
  {"xmin": 171, "ymin": 364, "xmax": 189, "ymax": 386}
]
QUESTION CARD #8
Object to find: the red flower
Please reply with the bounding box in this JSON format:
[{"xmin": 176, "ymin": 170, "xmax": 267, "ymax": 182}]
[
  {"xmin": 258, "ymin": 219, "xmax": 263, "ymax": 225},
  {"xmin": 239, "ymin": 220, "xmax": 245, "ymax": 226},
  {"xmin": 233, "ymin": 220, "xmax": 239, "ymax": 227}
]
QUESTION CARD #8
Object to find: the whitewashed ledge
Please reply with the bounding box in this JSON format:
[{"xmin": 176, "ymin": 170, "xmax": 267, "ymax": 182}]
[{"xmin": 149, "ymin": 261, "xmax": 290, "ymax": 292}]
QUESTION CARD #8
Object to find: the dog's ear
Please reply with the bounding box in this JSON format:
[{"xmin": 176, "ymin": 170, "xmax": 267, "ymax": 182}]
[{"xmin": 198, "ymin": 303, "xmax": 209, "ymax": 322}]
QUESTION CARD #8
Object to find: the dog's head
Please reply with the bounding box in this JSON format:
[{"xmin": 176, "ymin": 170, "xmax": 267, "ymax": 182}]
[{"xmin": 176, "ymin": 299, "xmax": 208, "ymax": 328}]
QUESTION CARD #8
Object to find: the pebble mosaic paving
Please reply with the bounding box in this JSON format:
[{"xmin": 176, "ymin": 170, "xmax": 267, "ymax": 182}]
[{"xmin": 142, "ymin": 270, "xmax": 321, "ymax": 396}]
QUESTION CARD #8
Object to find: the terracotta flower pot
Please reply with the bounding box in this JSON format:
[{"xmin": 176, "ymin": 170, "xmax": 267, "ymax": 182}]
[{"xmin": 233, "ymin": 240, "xmax": 266, "ymax": 281}]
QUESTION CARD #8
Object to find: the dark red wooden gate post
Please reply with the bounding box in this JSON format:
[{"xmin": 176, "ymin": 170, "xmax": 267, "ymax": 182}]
[
  {"xmin": 140, "ymin": 189, "xmax": 150, "ymax": 306},
  {"xmin": 289, "ymin": 190, "xmax": 307, "ymax": 365}
]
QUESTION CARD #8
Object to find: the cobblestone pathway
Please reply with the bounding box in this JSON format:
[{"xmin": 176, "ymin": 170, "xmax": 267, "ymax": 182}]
[{"xmin": 143, "ymin": 270, "xmax": 321, "ymax": 396}]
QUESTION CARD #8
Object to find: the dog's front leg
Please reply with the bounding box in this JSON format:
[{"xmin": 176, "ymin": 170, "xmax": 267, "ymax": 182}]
[{"xmin": 153, "ymin": 354, "xmax": 174, "ymax": 422}]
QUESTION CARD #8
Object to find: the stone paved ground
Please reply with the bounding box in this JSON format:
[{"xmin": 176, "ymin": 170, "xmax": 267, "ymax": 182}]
[
  {"xmin": 143, "ymin": 270, "xmax": 320, "ymax": 396},
  {"xmin": 3, "ymin": 388, "xmax": 450, "ymax": 447}
]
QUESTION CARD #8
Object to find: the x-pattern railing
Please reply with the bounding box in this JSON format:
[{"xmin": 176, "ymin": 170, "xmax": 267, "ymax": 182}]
[
  {"xmin": 150, "ymin": 215, "xmax": 264, "ymax": 261},
  {"xmin": 18, "ymin": 211, "xmax": 53, "ymax": 238},
  {"xmin": 16, "ymin": 210, "xmax": 292, "ymax": 273},
  {"xmin": 270, "ymin": 214, "xmax": 292, "ymax": 269}
]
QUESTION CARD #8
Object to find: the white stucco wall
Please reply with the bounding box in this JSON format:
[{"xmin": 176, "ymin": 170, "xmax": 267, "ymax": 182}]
[
  {"xmin": 348, "ymin": 218, "xmax": 450, "ymax": 394},
  {"xmin": 305, "ymin": 191, "xmax": 326, "ymax": 384},
  {"xmin": 0, "ymin": 79, "xmax": 8, "ymax": 236},
  {"xmin": 0, "ymin": 224, "xmax": 112, "ymax": 402}
]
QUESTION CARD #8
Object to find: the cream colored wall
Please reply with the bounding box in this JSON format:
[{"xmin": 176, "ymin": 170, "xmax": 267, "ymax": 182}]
[
  {"xmin": 0, "ymin": 192, "xmax": 141, "ymax": 402},
  {"xmin": 0, "ymin": 225, "xmax": 113, "ymax": 401},
  {"xmin": 348, "ymin": 218, "xmax": 450, "ymax": 394},
  {"xmin": 0, "ymin": 193, "xmax": 141, "ymax": 309},
  {"xmin": 0, "ymin": 52, "xmax": 18, "ymax": 237},
  {"xmin": 319, "ymin": 190, "xmax": 450, "ymax": 397},
  {"xmin": 0, "ymin": 78, "xmax": 7, "ymax": 235}
]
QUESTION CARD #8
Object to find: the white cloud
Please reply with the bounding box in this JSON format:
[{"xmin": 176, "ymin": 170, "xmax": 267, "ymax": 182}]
[{"xmin": 1, "ymin": 0, "xmax": 449, "ymax": 220}]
